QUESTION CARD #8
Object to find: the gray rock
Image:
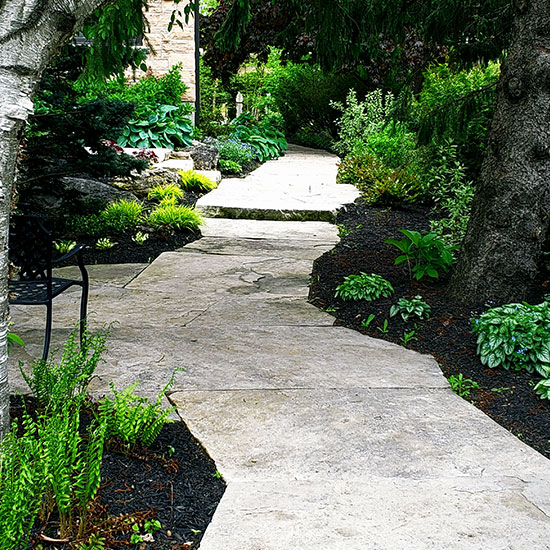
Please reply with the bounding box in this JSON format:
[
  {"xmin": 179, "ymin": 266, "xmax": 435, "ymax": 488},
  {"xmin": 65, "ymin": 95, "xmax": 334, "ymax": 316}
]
[
  {"xmin": 183, "ymin": 141, "xmax": 219, "ymax": 170},
  {"xmin": 29, "ymin": 176, "xmax": 138, "ymax": 215},
  {"xmin": 112, "ymin": 168, "xmax": 181, "ymax": 200}
]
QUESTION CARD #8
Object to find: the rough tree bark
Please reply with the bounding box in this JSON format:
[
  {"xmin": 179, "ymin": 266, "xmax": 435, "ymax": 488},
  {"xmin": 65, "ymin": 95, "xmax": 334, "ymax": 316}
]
[
  {"xmin": 448, "ymin": 0, "xmax": 550, "ymax": 305},
  {"xmin": 0, "ymin": 0, "xmax": 113, "ymax": 439}
]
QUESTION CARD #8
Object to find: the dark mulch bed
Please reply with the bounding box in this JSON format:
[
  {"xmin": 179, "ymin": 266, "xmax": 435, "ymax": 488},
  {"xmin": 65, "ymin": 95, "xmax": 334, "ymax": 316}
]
[
  {"xmin": 77, "ymin": 229, "xmax": 201, "ymax": 266},
  {"xmin": 308, "ymin": 200, "xmax": 550, "ymax": 459},
  {"xmin": 10, "ymin": 396, "xmax": 226, "ymax": 550}
]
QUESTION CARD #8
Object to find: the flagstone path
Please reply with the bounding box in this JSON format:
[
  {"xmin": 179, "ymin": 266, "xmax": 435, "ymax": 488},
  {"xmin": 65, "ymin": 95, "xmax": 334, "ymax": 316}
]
[{"xmin": 9, "ymin": 144, "xmax": 550, "ymax": 549}]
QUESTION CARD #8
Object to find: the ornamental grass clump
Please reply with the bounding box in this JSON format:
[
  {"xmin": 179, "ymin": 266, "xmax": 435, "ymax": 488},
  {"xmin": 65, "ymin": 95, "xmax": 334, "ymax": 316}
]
[
  {"xmin": 335, "ymin": 273, "xmax": 394, "ymax": 301},
  {"xmin": 147, "ymin": 183, "xmax": 184, "ymax": 202},
  {"xmin": 179, "ymin": 170, "xmax": 217, "ymax": 193},
  {"xmin": 472, "ymin": 300, "xmax": 550, "ymax": 378},
  {"xmin": 148, "ymin": 204, "xmax": 204, "ymax": 231}
]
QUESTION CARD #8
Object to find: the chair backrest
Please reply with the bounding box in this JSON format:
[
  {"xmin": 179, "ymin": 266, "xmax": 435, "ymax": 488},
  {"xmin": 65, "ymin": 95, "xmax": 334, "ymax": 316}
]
[{"xmin": 9, "ymin": 215, "xmax": 53, "ymax": 281}]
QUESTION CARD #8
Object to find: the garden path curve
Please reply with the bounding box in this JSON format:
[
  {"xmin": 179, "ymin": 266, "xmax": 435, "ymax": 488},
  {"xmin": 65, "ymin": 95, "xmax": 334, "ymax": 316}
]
[{"xmin": 9, "ymin": 144, "xmax": 550, "ymax": 549}]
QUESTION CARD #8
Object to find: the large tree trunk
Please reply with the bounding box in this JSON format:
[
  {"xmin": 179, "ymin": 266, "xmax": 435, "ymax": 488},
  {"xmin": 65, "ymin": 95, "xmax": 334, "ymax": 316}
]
[
  {"xmin": 0, "ymin": 0, "xmax": 110, "ymax": 439},
  {"xmin": 448, "ymin": 0, "xmax": 550, "ymax": 305}
]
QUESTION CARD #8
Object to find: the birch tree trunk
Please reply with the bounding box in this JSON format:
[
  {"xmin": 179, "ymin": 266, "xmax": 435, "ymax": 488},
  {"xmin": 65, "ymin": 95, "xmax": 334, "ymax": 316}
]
[
  {"xmin": 0, "ymin": 0, "xmax": 111, "ymax": 439},
  {"xmin": 448, "ymin": 0, "xmax": 550, "ymax": 304}
]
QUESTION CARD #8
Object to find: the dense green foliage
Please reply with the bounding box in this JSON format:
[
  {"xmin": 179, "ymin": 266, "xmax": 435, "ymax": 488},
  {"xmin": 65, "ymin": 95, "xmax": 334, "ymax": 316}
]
[
  {"xmin": 179, "ymin": 170, "xmax": 218, "ymax": 192},
  {"xmin": 230, "ymin": 113, "xmax": 288, "ymax": 161},
  {"xmin": 385, "ymin": 230, "xmax": 456, "ymax": 280},
  {"xmin": 390, "ymin": 296, "xmax": 431, "ymax": 322},
  {"xmin": 1, "ymin": 330, "xmax": 177, "ymax": 548},
  {"xmin": 472, "ymin": 302, "xmax": 550, "ymax": 380},
  {"xmin": 335, "ymin": 273, "xmax": 394, "ymax": 302}
]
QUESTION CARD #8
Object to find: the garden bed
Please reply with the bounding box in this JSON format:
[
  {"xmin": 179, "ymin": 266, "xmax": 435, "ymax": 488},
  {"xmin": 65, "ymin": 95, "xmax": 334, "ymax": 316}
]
[
  {"xmin": 308, "ymin": 200, "xmax": 550, "ymax": 459},
  {"xmin": 10, "ymin": 396, "xmax": 225, "ymax": 550}
]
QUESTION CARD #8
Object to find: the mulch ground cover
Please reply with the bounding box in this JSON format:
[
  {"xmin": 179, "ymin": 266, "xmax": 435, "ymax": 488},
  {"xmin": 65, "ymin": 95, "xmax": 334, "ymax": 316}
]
[
  {"xmin": 308, "ymin": 199, "xmax": 550, "ymax": 460},
  {"xmin": 10, "ymin": 396, "xmax": 226, "ymax": 550}
]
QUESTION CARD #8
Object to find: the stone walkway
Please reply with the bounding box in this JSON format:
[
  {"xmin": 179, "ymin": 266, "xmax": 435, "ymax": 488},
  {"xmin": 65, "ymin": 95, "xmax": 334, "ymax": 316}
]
[{"xmin": 9, "ymin": 145, "xmax": 550, "ymax": 549}]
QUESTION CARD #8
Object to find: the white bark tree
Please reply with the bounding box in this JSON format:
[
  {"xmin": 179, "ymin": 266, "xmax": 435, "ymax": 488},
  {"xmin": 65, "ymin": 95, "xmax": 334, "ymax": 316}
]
[{"xmin": 0, "ymin": 0, "xmax": 114, "ymax": 438}]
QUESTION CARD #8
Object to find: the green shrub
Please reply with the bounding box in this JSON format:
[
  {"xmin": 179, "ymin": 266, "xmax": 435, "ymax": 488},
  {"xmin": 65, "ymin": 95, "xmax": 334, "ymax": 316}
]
[
  {"xmin": 412, "ymin": 61, "xmax": 499, "ymax": 173},
  {"xmin": 261, "ymin": 52, "xmax": 358, "ymax": 139},
  {"xmin": 76, "ymin": 64, "xmax": 189, "ymax": 118},
  {"xmin": 219, "ymin": 159, "xmax": 242, "ymax": 173},
  {"xmin": 230, "ymin": 113, "xmax": 288, "ymax": 162},
  {"xmin": 148, "ymin": 183, "xmax": 184, "ymax": 202},
  {"xmin": 214, "ymin": 136, "xmax": 256, "ymax": 165},
  {"xmin": 147, "ymin": 204, "xmax": 204, "ymax": 231},
  {"xmin": 179, "ymin": 170, "xmax": 217, "ymax": 193},
  {"xmin": 362, "ymin": 123, "xmax": 416, "ymax": 169},
  {"xmin": 100, "ymin": 199, "xmax": 143, "ymax": 233},
  {"xmin": 335, "ymin": 273, "xmax": 394, "ymax": 301},
  {"xmin": 117, "ymin": 104, "xmax": 194, "ymax": 150},
  {"xmin": 385, "ymin": 229, "xmax": 456, "ymax": 280},
  {"xmin": 422, "ymin": 140, "xmax": 474, "ymax": 246},
  {"xmin": 337, "ymin": 151, "xmax": 419, "ymax": 205},
  {"xmin": 390, "ymin": 296, "xmax": 431, "ymax": 322},
  {"xmin": 472, "ymin": 301, "xmax": 550, "ymax": 377},
  {"xmin": 331, "ymin": 89, "xmax": 394, "ymax": 157}
]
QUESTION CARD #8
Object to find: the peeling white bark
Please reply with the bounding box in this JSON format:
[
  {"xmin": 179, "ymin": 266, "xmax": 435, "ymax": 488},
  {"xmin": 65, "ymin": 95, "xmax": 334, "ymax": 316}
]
[{"xmin": 0, "ymin": 0, "xmax": 110, "ymax": 439}]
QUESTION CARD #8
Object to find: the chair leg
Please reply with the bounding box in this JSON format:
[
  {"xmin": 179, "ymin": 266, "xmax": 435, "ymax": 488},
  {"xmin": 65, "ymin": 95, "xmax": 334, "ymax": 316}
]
[
  {"xmin": 79, "ymin": 280, "xmax": 89, "ymax": 349},
  {"xmin": 43, "ymin": 302, "xmax": 53, "ymax": 362}
]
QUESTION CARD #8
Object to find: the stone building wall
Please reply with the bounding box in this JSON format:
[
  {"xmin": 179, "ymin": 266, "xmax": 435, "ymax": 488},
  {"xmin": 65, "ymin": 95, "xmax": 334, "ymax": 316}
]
[{"xmin": 141, "ymin": 0, "xmax": 196, "ymax": 103}]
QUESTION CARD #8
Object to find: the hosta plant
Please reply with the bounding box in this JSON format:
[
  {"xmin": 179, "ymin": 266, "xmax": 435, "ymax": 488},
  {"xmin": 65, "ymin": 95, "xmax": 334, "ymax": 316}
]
[
  {"xmin": 335, "ymin": 273, "xmax": 394, "ymax": 302},
  {"xmin": 390, "ymin": 296, "xmax": 431, "ymax": 322},
  {"xmin": 472, "ymin": 300, "xmax": 550, "ymax": 378},
  {"xmin": 385, "ymin": 229, "xmax": 456, "ymax": 280},
  {"xmin": 117, "ymin": 104, "xmax": 193, "ymax": 150}
]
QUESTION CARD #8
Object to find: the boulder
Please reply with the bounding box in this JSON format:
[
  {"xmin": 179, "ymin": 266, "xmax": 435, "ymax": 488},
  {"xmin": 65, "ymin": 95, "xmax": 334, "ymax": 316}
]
[
  {"xmin": 182, "ymin": 141, "xmax": 219, "ymax": 170},
  {"xmin": 112, "ymin": 168, "xmax": 182, "ymax": 200},
  {"xmin": 27, "ymin": 176, "xmax": 138, "ymax": 216}
]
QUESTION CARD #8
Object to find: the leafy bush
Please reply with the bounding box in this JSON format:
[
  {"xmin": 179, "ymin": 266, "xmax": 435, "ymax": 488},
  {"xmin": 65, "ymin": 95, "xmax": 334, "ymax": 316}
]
[
  {"xmin": 230, "ymin": 113, "xmax": 288, "ymax": 162},
  {"xmin": 390, "ymin": 296, "xmax": 431, "ymax": 322},
  {"xmin": 412, "ymin": 61, "xmax": 499, "ymax": 174},
  {"xmin": 361, "ymin": 123, "xmax": 416, "ymax": 170},
  {"xmin": 472, "ymin": 301, "xmax": 550, "ymax": 377},
  {"xmin": 148, "ymin": 204, "xmax": 204, "ymax": 231},
  {"xmin": 337, "ymin": 151, "xmax": 419, "ymax": 205},
  {"xmin": 261, "ymin": 53, "xmax": 359, "ymax": 139},
  {"xmin": 179, "ymin": 170, "xmax": 217, "ymax": 193},
  {"xmin": 422, "ymin": 140, "xmax": 474, "ymax": 246},
  {"xmin": 534, "ymin": 378, "xmax": 550, "ymax": 399},
  {"xmin": 386, "ymin": 229, "xmax": 456, "ymax": 280},
  {"xmin": 219, "ymin": 159, "xmax": 242, "ymax": 173},
  {"xmin": 331, "ymin": 89, "xmax": 394, "ymax": 157},
  {"xmin": 148, "ymin": 183, "xmax": 184, "ymax": 202},
  {"xmin": 117, "ymin": 104, "xmax": 194, "ymax": 150},
  {"xmin": 214, "ymin": 136, "xmax": 257, "ymax": 166},
  {"xmin": 76, "ymin": 64, "xmax": 189, "ymax": 118},
  {"xmin": 100, "ymin": 199, "xmax": 143, "ymax": 233},
  {"xmin": 335, "ymin": 273, "xmax": 394, "ymax": 301}
]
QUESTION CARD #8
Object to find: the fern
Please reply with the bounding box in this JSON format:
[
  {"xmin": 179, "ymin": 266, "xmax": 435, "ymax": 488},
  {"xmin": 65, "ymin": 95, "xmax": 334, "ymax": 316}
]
[
  {"xmin": 20, "ymin": 327, "xmax": 108, "ymax": 411},
  {"xmin": 100, "ymin": 372, "xmax": 180, "ymax": 448}
]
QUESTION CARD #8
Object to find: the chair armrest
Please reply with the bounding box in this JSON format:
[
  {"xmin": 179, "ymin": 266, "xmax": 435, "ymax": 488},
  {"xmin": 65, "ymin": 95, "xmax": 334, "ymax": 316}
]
[{"xmin": 52, "ymin": 243, "xmax": 87, "ymax": 264}]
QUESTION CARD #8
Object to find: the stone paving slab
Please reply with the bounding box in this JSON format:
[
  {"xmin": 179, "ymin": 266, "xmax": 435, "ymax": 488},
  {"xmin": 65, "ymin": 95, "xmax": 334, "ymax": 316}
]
[
  {"xmin": 184, "ymin": 295, "xmax": 333, "ymax": 327},
  {"xmin": 170, "ymin": 387, "xmax": 550, "ymax": 483},
  {"xmin": 126, "ymin": 251, "xmax": 313, "ymax": 297},
  {"xmin": 53, "ymin": 263, "xmax": 148, "ymax": 286},
  {"xmin": 197, "ymin": 479, "xmax": 550, "ymax": 550},
  {"xmin": 201, "ymin": 218, "xmax": 339, "ymax": 242},
  {"xmin": 196, "ymin": 145, "xmax": 359, "ymax": 222},
  {"xmin": 9, "ymin": 324, "xmax": 446, "ymax": 397},
  {"xmin": 180, "ymin": 237, "xmax": 335, "ymax": 260}
]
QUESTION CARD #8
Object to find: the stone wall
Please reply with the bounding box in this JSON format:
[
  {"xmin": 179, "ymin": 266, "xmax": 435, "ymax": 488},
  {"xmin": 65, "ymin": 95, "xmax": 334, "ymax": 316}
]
[{"xmin": 139, "ymin": 0, "xmax": 196, "ymax": 103}]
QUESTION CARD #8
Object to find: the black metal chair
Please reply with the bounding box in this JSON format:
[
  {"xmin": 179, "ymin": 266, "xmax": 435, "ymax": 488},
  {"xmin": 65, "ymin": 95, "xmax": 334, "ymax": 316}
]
[{"xmin": 8, "ymin": 215, "xmax": 89, "ymax": 361}]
